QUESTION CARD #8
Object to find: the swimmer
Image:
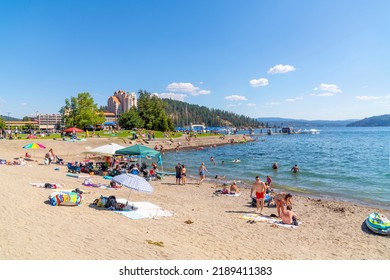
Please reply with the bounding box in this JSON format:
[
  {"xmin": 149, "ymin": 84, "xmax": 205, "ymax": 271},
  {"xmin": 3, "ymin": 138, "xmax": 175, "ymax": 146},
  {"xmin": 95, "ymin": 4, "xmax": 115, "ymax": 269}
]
[{"xmin": 291, "ymin": 164, "xmax": 299, "ymax": 173}]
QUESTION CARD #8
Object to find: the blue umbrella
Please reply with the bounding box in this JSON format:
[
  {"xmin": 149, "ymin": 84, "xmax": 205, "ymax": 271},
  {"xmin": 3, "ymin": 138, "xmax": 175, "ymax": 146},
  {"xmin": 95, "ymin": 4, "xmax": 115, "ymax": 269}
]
[{"xmin": 112, "ymin": 173, "xmax": 153, "ymax": 193}]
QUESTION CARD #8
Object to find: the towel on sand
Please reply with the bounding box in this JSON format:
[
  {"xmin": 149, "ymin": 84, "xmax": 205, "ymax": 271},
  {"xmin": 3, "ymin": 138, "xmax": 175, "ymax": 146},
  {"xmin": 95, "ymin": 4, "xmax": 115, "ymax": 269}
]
[
  {"xmin": 241, "ymin": 213, "xmax": 301, "ymax": 228},
  {"xmin": 114, "ymin": 200, "xmax": 174, "ymax": 220},
  {"xmin": 30, "ymin": 183, "xmax": 62, "ymax": 189},
  {"xmin": 225, "ymin": 193, "xmax": 241, "ymax": 197}
]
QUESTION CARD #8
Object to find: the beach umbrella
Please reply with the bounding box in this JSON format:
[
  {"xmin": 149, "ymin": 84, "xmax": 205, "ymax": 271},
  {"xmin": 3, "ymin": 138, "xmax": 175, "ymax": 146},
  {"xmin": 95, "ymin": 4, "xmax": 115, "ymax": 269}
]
[
  {"xmin": 115, "ymin": 144, "xmax": 164, "ymax": 176},
  {"xmin": 112, "ymin": 173, "xmax": 153, "ymax": 193},
  {"xmin": 115, "ymin": 144, "xmax": 160, "ymax": 157},
  {"xmin": 22, "ymin": 143, "xmax": 46, "ymax": 149},
  {"xmin": 63, "ymin": 127, "xmax": 84, "ymax": 133},
  {"xmin": 85, "ymin": 143, "xmax": 126, "ymax": 157},
  {"xmin": 112, "ymin": 173, "xmax": 153, "ymax": 202},
  {"xmin": 22, "ymin": 142, "xmax": 46, "ymax": 158}
]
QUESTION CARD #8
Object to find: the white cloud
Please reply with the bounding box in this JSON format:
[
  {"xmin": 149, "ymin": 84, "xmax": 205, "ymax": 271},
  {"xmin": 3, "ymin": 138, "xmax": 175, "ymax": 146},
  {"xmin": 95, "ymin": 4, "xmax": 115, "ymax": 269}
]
[
  {"xmin": 247, "ymin": 103, "xmax": 256, "ymax": 107},
  {"xmin": 166, "ymin": 82, "xmax": 198, "ymax": 93},
  {"xmin": 355, "ymin": 95, "xmax": 390, "ymax": 100},
  {"xmin": 226, "ymin": 103, "xmax": 242, "ymax": 107},
  {"xmin": 21, "ymin": 102, "xmax": 28, "ymax": 106},
  {"xmin": 267, "ymin": 64, "xmax": 296, "ymax": 74},
  {"xmin": 224, "ymin": 95, "xmax": 248, "ymax": 101},
  {"xmin": 311, "ymin": 92, "xmax": 335, "ymax": 97},
  {"xmin": 166, "ymin": 82, "xmax": 210, "ymax": 96},
  {"xmin": 193, "ymin": 89, "xmax": 211, "ymax": 96},
  {"xmin": 249, "ymin": 78, "xmax": 269, "ymax": 87},
  {"xmin": 314, "ymin": 83, "xmax": 342, "ymax": 93},
  {"xmin": 154, "ymin": 92, "xmax": 187, "ymax": 101},
  {"xmin": 267, "ymin": 102, "xmax": 280, "ymax": 105},
  {"xmin": 286, "ymin": 97, "xmax": 303, "ymax": 102}
]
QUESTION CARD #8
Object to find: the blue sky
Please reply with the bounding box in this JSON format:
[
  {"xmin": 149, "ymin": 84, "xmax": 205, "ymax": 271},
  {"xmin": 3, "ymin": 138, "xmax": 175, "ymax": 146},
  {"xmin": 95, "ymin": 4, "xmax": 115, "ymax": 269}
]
[{"xmin": 1, "ymin": 0, "xmax": 389, "ymax": 120}]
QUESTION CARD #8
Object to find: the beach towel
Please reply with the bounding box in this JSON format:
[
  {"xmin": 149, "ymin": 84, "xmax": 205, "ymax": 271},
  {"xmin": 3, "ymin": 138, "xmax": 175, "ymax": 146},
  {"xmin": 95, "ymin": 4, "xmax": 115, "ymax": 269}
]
[
  {"xmin": 240, "ymin": 213, "xmax": 301, "ymax": 228},
  {"xmin": 82, "ymin": 178, "xmax": 117, "ymax": 189},
  {"xmin": 66, "ymin": 173, "xmax": 90, "ymax": 178},
  {"xmin": 30, "ymin": 183, "xmax": 63, "ymax": 189},
  {"xmin": 225, "ymin": 193, "xmax": 241, "ymax": 197},
  {"xmin": 113, "ymin": 200, "xmax": 174, "ymax": 220}
]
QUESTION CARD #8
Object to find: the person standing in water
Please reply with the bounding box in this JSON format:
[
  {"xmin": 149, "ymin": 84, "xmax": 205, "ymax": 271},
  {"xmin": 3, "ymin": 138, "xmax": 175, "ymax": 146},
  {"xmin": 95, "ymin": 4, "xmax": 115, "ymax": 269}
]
[{"xmin": 291, "ymin": 164, "xmax": 299, "ymax": 173}]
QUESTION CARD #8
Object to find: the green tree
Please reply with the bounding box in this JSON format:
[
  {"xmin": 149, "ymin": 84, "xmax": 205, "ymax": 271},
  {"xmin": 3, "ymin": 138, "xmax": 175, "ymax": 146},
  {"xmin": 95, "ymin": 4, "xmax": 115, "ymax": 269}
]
[
  {"xmin": 118, "ymin": 107, "xmax": 144, "ymax": 129},
  {"xmin": 60, "ymin": 92, "xmax": 105, "ymax": 129},
  {"xmin": 22, "ymin": 116, "xmax": 33, "ymax": 130},
  {"xmin": 0, "ymin": 116, "xmax": 5, "ymax": 130},
  {"xmin": 137, "ymin": 90, "xmax": 174, "ymax": 131}
]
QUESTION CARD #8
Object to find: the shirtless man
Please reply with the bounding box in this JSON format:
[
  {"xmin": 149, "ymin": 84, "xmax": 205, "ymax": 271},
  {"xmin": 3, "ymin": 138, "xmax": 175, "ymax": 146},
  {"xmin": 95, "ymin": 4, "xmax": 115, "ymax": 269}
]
[
  {"xmin": 250, "ymin": 176, "xmax": 267, "ymax": 214},
  {"xmin": 291, "ymin": 164, "xmax": 299, "ymax": 173},
  {"xmin": 230, "ymin": 181, "xmax": 240, "ymax": 194},
  {"xmin": 281, "ymin": 205, "xmax": 298, "ymax": 226}
]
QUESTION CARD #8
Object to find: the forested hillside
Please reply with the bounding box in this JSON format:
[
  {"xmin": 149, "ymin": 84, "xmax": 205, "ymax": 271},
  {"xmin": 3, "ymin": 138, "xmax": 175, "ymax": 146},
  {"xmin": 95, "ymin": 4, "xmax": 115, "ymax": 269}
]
[
  {"xmin": 163, "ymin": 99, "xmax": 261, "ymax": 128},
  {"xmin": 347, "ymin": 114, "xmax": 390, "ymax": 127}
]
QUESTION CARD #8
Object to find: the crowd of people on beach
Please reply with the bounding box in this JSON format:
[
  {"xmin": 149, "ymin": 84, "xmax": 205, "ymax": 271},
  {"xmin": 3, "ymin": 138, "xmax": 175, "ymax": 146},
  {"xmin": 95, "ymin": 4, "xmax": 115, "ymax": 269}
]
[{"xmin": 171, "ymin": 157, "xmax": 300, "ymax": 226}]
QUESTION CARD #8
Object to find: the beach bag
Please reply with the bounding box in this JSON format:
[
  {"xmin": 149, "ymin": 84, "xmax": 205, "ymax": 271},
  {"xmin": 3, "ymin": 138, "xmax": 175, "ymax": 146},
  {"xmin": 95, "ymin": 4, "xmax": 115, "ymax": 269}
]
[
  {"xmin": 105, "ymin": 196, "xmax": 117, "ymax": 209},
  {"xmin": 96, "ymin": 196, "xmax": 107, "ymax": 207}
]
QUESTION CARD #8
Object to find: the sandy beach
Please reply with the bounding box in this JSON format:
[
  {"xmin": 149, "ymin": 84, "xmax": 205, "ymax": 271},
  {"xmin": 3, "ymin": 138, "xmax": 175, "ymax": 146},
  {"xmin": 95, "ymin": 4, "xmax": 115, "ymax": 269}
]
[{"xmin": 0, "ymin": 137, "xmax": 389, "ymax": 260}]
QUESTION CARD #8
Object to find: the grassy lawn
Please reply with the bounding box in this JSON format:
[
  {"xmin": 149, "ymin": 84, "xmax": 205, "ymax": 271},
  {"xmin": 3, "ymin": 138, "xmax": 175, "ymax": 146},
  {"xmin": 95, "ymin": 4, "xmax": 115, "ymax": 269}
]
[{"xmin": 11, "ymin": 130, "xmax": 184, "ymax": 140}]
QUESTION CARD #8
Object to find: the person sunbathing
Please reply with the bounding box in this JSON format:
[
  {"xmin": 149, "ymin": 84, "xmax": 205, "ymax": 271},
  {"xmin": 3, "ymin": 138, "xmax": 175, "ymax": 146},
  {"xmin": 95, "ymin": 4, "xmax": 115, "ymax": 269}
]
[
  {"xmin": 275, "ymin": 193, "xmax": 292, "ymax": 218},
  {"xmin": 230, "ymin": 181, "xmax": 240, "ymax": 194},
  {"xmin": 281, "ymin": 205, "xmax": 298, "ymax": 226}
]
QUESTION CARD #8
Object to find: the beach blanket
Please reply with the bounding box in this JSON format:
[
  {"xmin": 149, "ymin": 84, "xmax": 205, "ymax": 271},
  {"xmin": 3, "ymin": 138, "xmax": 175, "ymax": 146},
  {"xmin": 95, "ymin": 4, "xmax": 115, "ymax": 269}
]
[
  {"xmin": 225, "ymin": 193, "xmax": 241, "ymax": 197},
  {"xmin": 114, "ymin": 200, "xmax": 174, "ymax": 220},
  {"xmin": 240, "ymin": 213, "xmax": 301, "ymax": 228},
  {"xmin": 66, "ymin": 173, "xmax": 90, "ymax": 178},
  {"xmin": 30, "ymin": 183, "xmax": 63, "ymax": 189}
]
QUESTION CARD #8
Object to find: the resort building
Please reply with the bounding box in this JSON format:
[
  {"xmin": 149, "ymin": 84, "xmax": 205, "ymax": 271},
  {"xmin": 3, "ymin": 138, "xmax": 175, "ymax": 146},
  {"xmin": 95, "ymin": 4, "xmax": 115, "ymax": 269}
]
[
  {"xmin": 107, "ymin": 90, "xmax": 137, "ymax": 118},
  {"xmin": 33, "ymin": 114, "xmax": 64, "ymax": 131}
]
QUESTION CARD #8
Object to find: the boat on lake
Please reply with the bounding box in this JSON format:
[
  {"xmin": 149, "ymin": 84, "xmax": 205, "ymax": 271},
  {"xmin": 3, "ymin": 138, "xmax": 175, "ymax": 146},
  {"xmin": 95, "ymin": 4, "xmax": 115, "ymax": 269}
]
[{"xmin": 300, "ymin": 128, "xmax": 320, "ymax": 134}]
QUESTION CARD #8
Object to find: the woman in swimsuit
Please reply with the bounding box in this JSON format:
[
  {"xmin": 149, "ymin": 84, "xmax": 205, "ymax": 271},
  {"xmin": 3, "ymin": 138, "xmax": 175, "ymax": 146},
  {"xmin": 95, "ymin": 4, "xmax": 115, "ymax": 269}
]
[
  {"xmin": 181, "ymin": 164, "xmax": 187, "ymax": 185},
  {"xmin": 275, "ymin": 193, "xmax": 292, "ymax": 218},
  {"xmin": 198, "ymin": 163, "xmax": 208, "ymax": 186}
]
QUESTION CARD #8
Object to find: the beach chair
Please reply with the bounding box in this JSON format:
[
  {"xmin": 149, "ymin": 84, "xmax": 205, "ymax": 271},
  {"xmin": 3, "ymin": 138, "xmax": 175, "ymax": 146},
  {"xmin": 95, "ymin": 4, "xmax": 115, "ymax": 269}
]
[{"xmin": 55, "ymin": 155, "xmax": 64, "ymax": 165}]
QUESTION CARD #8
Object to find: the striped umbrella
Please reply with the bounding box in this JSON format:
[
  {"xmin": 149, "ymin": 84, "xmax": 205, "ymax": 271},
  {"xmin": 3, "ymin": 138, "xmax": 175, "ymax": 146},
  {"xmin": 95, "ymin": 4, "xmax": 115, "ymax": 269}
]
[
  {"xmin": 22, "ymin": 143, "xmax": 46, "ymax": 149},
  {"xmin": 112, "ymin": 173, "xmax": 153, "ymax": 202},
  {"xmin": 22, "ymin": 143, "xmax": 46, "ymax": 158},
  {"xmin": 112, "ymin": 173, "xmax": 153, "ymax": 193}
]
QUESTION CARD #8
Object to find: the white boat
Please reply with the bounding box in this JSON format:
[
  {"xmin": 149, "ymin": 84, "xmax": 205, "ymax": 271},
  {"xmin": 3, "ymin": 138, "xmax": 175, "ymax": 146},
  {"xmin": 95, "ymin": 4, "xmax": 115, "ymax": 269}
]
[{"xmin": 301, "ymin": 129, "xmax": 320, "ymax": 134}]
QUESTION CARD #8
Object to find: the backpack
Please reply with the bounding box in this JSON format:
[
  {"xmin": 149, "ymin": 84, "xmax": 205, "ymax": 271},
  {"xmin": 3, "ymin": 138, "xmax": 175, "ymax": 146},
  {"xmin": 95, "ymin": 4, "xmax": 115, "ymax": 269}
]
[{"xmin": 105, "ymin": 195, "xmax": 117, "ymax": 209}]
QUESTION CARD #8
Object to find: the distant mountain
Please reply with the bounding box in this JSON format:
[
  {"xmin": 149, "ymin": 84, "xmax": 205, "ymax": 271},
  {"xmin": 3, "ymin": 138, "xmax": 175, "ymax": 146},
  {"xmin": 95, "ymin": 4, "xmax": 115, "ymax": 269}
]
[
  {"xmin": 0, "ymin": 115, "xmax": 20, "ymax": 121},
  {"xmin": 257, "ymin": 117, "xmax": 357, "ymax": 128},
  {"xmin": 347, "ymin": 114, "xmax": 390, "ymax": 127}
]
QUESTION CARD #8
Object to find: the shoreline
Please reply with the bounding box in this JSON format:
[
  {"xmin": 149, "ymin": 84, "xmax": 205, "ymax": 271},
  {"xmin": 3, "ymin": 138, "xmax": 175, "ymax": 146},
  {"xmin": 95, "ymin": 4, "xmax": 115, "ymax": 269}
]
[
  {"xmin": 1, "ymin": 137, "xmax": 390, "ymax": 260},
  {"xmin": 1, "ymin": 135, "xmax": 389, "ymax": 211}
]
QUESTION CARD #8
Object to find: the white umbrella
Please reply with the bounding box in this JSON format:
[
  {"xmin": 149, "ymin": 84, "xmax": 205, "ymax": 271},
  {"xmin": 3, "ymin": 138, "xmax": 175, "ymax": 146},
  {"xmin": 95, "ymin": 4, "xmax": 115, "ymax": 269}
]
[
  {"xmin": 112, "ymin": 173, "xmax": 153, "ymax": 194},
  {"xmin": 85, "ymin": 143, "xmax": 126, "ymax": 157}
]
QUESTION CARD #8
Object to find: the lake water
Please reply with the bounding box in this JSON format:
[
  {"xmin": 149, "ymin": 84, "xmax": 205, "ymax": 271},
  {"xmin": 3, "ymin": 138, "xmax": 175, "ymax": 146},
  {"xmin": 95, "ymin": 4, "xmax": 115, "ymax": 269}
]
[{"xmin": 161, "ymin": 127, "xmax": 390, "ymax": 210}]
